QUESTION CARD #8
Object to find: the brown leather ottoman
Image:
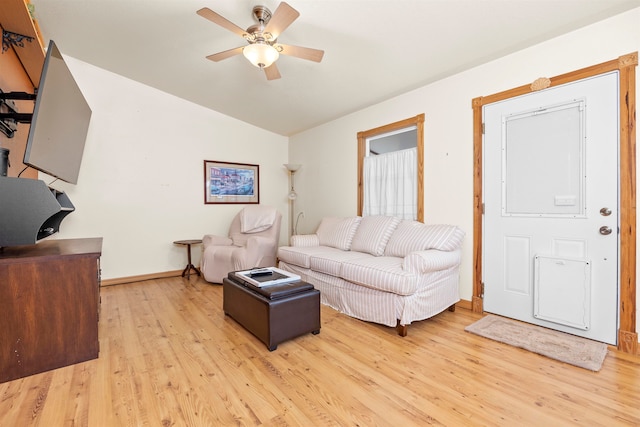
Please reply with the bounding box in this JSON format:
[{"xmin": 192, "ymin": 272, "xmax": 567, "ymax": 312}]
[{"xmin": 222, "ymin": 274, "xmax": 321, "ymax": 351}]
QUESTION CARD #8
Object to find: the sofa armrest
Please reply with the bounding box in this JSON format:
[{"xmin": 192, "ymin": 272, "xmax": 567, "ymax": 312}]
[
  {"xmin": 403, "ymin": 249, "xmax": 461, "ymax": 274},
  {"xmin": 290, "ymin": 234, "xmax": 320, "ymax": 247},
  {"xmin": 203, "ymin": 234, "xmax": 233, "ymax": 248}
]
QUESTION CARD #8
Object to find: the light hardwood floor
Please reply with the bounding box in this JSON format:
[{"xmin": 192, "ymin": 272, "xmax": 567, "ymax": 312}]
[{"xmin": 1, "ymin": 276, "xmax": 639, "ymax": 426}]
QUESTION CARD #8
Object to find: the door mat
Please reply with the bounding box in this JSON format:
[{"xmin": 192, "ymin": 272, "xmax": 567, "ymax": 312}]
[{"xmin": 465, "ymin": 314, "xmax": 608, "ymax": 371}]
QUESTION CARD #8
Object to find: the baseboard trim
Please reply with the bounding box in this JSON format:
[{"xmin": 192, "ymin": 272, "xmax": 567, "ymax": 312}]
[
  {"xmin": 101, "ymin": 270, "xmax": 183, "ymax": 286},
  {"xmin": 456, "ymin": 299, "xmax": 473, "ymax": 310},
  {"xmin": 100, "ymin": 278, "xmax": 476, "ymax": 310},
  {"xmin": 618, "ymin": 330, "xmax": 639, "ymax": 355}
]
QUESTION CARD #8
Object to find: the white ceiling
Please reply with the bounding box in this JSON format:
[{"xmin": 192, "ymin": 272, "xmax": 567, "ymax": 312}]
[{"xmin": 30, "ymin": 0, "xmax": 640, "ymax": 136}]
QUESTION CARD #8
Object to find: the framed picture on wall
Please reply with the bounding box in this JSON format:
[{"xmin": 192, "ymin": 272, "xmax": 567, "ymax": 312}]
[{"xmin": 204, "ymin": 160, "xmax": 259, "ymax": 204}]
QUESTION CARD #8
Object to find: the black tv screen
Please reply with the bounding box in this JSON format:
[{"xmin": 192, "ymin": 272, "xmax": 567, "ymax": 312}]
[{"xmin": 23, "ymin": 40, "xmax": 92, "ymax": 185}]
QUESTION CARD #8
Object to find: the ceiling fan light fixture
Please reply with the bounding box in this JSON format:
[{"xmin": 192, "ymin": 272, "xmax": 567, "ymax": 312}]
[
  {"xmin": 198, "ymin": 3, "xmax": 323, "ymax": 80},
  {"xmin": 243, "ymin": 43, "xmax": 279, "ymax": 68}
]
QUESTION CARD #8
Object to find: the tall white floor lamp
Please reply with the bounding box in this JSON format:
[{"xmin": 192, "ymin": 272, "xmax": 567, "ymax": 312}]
[{"xmin": 284, "ymin": 163, "xmax": 301, "ymax": 240}]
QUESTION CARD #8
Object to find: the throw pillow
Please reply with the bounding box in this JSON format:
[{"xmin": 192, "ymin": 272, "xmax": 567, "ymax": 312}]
[
  {"xmin": 350, "ymin": 215, "xmax": 401, "ymax": 256},
  {"xmin": 384, "ymin": 221, "xmax": 465, "ymax": 257},
  {"xmin": 316, "ymin": 217, "xmax": 362, "ymax": 250}
]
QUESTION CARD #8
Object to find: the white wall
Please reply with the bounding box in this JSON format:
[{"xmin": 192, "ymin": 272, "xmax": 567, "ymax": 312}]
[
  {"xmin": 36, "ymin": 7, "xmax": 639, "ymax": 337},
  {"xmin": 289, "ymin": 9, "xmax": 640, "ymax": 333},
  {"xmin": 46, "ymin": 60, "xmax": 289, "ymax": 280}
]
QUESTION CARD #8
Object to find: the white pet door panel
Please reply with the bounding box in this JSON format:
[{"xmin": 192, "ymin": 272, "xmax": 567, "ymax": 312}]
[{"xmin": 534, "ymin": 255, "xmax": 591, "ymax": 330}]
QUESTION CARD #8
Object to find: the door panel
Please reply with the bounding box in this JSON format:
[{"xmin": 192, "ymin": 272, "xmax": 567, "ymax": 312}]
[
  {"xmin": 483, "ymin": 71, "xmax": 619, "ymax": 344},
  {"xmin": 504, "ymin": 235, "xmax": 531, "ymax": 294}
]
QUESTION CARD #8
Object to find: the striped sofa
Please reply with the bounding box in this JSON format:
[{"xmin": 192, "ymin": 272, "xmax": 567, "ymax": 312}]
[{"xmin": 277, "ymin": 215, "xmax": 465, "ymax": 336}]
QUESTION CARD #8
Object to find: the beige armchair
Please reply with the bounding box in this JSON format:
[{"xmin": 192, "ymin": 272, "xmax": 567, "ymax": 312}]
[{"xmin": 201, "ymin": 205, "xmax": 282, "ymax": 283}]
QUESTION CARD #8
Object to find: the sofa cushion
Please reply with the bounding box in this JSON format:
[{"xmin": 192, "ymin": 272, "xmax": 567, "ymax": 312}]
[
  {"xmin": 277, "ymin": 245, "xmax": 339, "ymax": 269},
  {"xmin": 309, "ymin": 251, "xmax": 373, "ymax": 276},
  {"xmin": 340, "ymin": 256, "xmax": 418, "ymax": 295},
  {"xmin": 316, "ymin": 216, "xmax": 362, "ymax": 251},
  {"xmin": 384, "ymin": 221, "xmax": 465, "ymax": 257},
  {"xmin": 350, "ymin": 215, "xmax": 401, "ymax": 256}
]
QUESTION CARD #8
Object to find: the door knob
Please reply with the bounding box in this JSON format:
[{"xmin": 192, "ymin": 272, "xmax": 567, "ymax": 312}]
[
  {"xmin": 599, "ymin": 226, "xmax": 612, "ymax": 235},
  {"xmin": 600, "ymin": 207, "xmax": 612, "ymax": 216}
]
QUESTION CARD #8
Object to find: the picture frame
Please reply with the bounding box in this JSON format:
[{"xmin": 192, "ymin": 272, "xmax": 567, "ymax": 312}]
[{"xmin": 204, "ymin": 160, "xmax": 259, "ymax": 204}]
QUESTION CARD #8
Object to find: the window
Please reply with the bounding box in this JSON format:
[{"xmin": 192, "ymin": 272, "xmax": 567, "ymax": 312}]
[{"xmin": 357, "ymin": 114, "xmax": 424, "ymax": 221}]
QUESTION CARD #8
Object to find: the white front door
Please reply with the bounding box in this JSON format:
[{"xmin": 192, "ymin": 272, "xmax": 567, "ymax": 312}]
[{"xmin": 483, "ymin": 72, "xmax": 619, "ymax": 344}]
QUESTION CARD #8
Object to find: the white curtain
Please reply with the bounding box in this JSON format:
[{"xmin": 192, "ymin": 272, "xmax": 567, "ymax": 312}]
[{"xmin": 363, "ymin": 147, "xmax": 417, "ymax": 220}]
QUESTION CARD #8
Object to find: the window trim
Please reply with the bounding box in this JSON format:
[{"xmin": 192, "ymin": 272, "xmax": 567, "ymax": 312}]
[{"xmin": 357, "ymin": 114, "xmax": 425, "ymax": 222}]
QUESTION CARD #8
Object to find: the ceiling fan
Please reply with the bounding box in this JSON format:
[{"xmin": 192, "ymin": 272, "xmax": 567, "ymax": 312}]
[{"xmin": 197, "ymin": 2, "xmax": 324, "ymax": 80}]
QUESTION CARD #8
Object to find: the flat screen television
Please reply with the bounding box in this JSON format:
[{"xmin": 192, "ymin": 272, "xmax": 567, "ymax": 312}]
[{"xmin": 23, "ymin": 40, "xmax": 92, "ymax": 185}]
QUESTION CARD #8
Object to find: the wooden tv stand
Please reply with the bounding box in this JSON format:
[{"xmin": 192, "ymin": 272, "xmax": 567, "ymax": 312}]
[{"xmin": 0, "ymin": 238, "xmax": 102, "ymax": 383}]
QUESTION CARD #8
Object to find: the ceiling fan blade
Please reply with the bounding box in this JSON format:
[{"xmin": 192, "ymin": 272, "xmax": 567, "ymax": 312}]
[
  {"xmin": 264, "ymin": 2, "xmax": 299, "ymax": 39},
  {"xmin": 206, "ymin": 46, "xmax": 244, "ymax": 62},
  {"xmin": 197, "ymin": 7, "xmax": 247, "ymax": 38},
  {"xmin": 277, "ymin": 44, "xmax": 324, "ymax": 62},
  {"xmin": 264, "ymin": 63, "xmax": 281, "ymax": 80}
]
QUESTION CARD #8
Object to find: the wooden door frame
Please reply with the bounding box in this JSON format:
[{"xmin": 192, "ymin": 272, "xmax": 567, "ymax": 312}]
[
  {"xmin": 357, "ymin": 114, "xmax": 425, "ymax": 222},
  {"xmin": 472, "ymin": 53, "xmax": 638, "ymax": 354}
]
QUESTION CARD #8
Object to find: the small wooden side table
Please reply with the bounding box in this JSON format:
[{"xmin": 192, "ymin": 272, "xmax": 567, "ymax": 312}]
[{"xmin": 173, "ymin": 239, "xmax": 202, "ymax": 279}]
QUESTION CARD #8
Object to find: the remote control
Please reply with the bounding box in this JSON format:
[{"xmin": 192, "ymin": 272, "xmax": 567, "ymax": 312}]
[{"xmin": 250, "ymin": 269, "xmax": 273, "ymax": 277}]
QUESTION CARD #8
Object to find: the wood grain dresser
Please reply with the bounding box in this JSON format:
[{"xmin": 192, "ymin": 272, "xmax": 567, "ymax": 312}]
[{"xmin": 0, "ymin": 238, "xmax": 102, "ymax": 383}]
